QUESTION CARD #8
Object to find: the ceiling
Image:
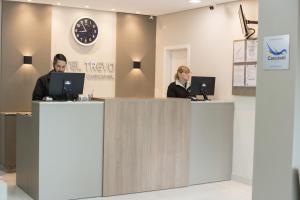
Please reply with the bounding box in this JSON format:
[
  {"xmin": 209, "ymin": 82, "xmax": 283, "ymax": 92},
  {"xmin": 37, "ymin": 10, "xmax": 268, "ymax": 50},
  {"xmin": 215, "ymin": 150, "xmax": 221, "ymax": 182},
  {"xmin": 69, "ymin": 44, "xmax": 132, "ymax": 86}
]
[{"xmin": 6, "ymin": 0, "xmax": 239, "ymax": 16}]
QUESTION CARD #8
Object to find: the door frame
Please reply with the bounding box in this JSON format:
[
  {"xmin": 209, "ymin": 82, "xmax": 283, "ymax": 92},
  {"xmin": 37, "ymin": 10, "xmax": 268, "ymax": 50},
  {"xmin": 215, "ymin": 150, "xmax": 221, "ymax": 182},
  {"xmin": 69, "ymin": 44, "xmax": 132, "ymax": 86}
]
[{"xmin": 163, "ymin": 45, "xmax": 191, "ymax": 97}]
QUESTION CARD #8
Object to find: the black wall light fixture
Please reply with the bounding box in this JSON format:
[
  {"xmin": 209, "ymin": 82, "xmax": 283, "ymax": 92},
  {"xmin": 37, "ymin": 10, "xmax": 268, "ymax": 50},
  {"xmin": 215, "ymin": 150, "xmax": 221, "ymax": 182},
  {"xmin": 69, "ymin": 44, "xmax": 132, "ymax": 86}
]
[
  {"xmin": 24, "ymin": 56, "xmax": 32, "ymax": 64},
  {"xmin": 133, "ymin": 61, "xmax": 141, "ymax": 69}
]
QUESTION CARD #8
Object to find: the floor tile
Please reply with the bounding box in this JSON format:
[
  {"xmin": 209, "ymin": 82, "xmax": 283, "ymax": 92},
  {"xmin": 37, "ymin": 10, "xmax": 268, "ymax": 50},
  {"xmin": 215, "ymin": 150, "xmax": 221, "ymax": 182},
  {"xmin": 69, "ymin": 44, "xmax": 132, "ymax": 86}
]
[{"xmin": 0, "ymin": 171, "xmax": 251, "ymax": 200}]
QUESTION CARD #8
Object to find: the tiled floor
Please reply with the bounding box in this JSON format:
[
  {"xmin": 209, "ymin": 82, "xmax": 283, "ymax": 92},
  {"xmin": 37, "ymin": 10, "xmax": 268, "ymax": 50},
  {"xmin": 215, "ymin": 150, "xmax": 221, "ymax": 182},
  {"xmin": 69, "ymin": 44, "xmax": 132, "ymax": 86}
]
[{"xmin": 0, "ymin": 170, "xmax": 252, "ymax": 200}]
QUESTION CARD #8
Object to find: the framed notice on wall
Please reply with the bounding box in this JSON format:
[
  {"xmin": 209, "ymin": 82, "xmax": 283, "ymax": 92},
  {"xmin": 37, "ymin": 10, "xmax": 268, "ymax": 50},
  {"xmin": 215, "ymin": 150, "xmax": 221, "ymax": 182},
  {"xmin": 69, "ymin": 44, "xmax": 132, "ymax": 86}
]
[
  {"xmin": 246, "ymin": 40, "xmax": 258, "ymax": 62},
  {"xmin": 245, "ymin": 64, "xmax": 257, "ymax": 87},
  {"xmin": 233, "ymin": 65, "xmax": 245, "ymax": 87},
  {"xmin": 233, "ymin": 40, "xmax": 246, "ymax": 63}
]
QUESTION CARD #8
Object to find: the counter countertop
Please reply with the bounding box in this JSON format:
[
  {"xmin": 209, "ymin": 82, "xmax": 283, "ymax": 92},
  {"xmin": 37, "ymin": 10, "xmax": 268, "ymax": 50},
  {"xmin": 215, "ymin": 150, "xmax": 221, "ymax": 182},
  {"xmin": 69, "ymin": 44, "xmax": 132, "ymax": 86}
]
[
  {"xmin": 191, "ymin": 100, "xmax": 234, "ymax": 104},
  {"xmin": 32, "ymin": 101, "xmax": 104, "ymax": 105}
]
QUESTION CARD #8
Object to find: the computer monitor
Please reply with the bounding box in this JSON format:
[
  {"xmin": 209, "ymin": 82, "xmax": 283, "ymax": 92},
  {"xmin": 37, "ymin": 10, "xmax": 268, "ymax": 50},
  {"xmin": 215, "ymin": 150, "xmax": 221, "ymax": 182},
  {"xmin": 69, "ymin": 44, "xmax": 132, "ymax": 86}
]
[
  {"xmin": 191, "ymin": 76, "xmax": 216, "ymax": 101},
  {"xmin": 238, "ymin": 4, "xmax": 258, "ymax": 39},
  {"xmin": 238, "ymin": 5, "xmax": 249, "ymax": 38},
  {"xmin": 49, "ymin": 72, "xmax": 85, "ymax": 101}
]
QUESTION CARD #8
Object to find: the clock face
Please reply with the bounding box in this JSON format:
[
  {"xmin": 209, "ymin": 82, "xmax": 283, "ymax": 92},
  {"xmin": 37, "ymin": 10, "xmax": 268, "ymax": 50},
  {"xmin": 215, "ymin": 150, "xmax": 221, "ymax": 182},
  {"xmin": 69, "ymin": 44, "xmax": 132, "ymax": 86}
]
[{"xmin": 73, "ymin": 17, "xmax": 98, "ymax": 46}]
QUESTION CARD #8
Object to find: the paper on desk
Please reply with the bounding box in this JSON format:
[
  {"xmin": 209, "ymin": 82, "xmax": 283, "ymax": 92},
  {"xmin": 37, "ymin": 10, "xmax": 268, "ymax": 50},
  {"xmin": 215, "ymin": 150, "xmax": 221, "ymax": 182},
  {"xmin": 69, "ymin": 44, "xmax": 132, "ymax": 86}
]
[
  {"xmin": 245, "ymin": 64, "xmax": 257, "ymax": 87},
  {"xmin": 233, "ymin": 65, "xmax": 245, "ymax": 87}
]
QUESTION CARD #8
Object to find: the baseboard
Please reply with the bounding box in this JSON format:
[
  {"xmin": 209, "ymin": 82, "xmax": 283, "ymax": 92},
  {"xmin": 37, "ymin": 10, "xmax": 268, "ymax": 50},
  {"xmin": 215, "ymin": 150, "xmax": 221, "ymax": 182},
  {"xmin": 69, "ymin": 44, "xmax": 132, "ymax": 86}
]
[{"xmin": 231, "ymin": 174, "xmax": 252, "ymax": 185}]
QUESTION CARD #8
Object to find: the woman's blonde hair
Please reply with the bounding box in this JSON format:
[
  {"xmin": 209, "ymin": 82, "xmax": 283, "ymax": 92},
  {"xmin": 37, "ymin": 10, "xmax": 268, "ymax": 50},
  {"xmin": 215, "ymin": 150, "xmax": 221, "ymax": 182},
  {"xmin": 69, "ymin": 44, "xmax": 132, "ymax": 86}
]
[{"xmin": 174, "ymin": 65, "xmax": 190, "ymax": 80}]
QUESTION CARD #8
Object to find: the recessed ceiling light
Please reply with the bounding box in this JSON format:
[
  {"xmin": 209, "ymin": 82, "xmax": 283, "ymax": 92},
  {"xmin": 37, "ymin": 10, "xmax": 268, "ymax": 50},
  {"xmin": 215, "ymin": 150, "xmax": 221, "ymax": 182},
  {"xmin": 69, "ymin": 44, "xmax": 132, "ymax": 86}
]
[
  {"xmin": 136, "ymin": 11, "xmax": 141, "ymax": 14},
  {"xmin": 27, "ymin": 0, "xmax": 32, "ymax": 2},
  {"xmin": 189, "ymin": 0, "xmax": 202, "ymax": 4},
  {"xmin": 111, "ymin": 8, "xmax": 116, "ymax": 11},
  {"xmin": 56, "ymin": 2, "xmax": 61, "ymax": 6},
  {"xmin": 85, "ymin": 5, "xmax": 89, "ymax": 8}
]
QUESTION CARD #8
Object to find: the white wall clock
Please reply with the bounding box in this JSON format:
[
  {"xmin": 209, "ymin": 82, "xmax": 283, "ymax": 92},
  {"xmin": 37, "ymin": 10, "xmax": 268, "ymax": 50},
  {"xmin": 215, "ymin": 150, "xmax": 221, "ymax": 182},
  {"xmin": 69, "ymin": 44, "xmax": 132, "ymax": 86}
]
[{"xmin": 73, "ymin": 17, "xmax": 99, "ymax": 46}]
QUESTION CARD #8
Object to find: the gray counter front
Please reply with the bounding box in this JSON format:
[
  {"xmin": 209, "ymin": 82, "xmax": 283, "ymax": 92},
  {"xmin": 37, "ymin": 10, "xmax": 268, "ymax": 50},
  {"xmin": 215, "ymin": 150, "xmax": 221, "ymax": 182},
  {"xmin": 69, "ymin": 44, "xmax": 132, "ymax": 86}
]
[
  {"xmin": 189, "ymin": 101, "xmax": 234, "ymax": 185},
  {"xmin": 17, "ymin": 102, "xmax": 104, "ymax": 200},
  {"xmin": 0, "ymin": 113, "xmax": 17, "ymax": 172},
  {"xmin": 16, "ymin": 99, "xmax": 233, "ymax": 200},
  {"xmin": 0, "ymin": 112, "xmax": 30, "ymax": 172}
]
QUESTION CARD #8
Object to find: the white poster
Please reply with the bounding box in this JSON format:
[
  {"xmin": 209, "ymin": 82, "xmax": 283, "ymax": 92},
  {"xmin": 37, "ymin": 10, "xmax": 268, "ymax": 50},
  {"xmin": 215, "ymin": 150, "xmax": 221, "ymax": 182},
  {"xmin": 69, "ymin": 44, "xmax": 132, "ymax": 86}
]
[
  {"xmin": 233, "ymin": 65, "xmax": 245, "ymax": 87},
  {"xmin": 246, "ymin": 40, "xmax": 258, "ymax": 62},
  {"xmin": 234, "ymin": 40, "xmax": 245, "ymax": 63},
  {"xmin": 245, "ymin": 64, "xmax": 257, "ymax": 87},
  {"xmin": 263, "ymin": 35, "xmax": 290, "ymax": 70}
]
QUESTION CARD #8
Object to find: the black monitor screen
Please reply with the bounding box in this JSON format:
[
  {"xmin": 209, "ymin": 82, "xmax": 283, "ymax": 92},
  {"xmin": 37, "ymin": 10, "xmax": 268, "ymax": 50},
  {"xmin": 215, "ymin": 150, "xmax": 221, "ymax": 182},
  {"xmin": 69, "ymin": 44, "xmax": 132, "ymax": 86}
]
[
  {"xmin": 238, "ymin": 5, "xmax": 249, "ymax": 37},
  {"xmin": 191, "ymin": 76, "xmax": 216, "ymax": 98},
  {"xmin": 49, "ymin": 72, "xmax": 85, "ymax": 100}
]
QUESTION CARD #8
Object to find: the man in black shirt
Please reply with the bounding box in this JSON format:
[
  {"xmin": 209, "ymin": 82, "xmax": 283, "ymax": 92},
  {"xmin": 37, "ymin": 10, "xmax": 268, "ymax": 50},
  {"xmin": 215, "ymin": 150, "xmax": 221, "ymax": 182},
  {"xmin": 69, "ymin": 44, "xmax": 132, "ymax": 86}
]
[{"xmin": 32, "ymin": 54, "xmax": 67, "ymax": 100}]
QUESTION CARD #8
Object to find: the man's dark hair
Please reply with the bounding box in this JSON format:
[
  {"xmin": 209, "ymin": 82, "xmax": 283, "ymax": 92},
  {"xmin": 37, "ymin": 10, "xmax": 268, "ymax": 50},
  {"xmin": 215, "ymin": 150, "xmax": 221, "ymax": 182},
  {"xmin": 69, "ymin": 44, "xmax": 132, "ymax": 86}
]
[{"xmin": 53, "ymin": 54, "xmax": 67, "ymax": 67}]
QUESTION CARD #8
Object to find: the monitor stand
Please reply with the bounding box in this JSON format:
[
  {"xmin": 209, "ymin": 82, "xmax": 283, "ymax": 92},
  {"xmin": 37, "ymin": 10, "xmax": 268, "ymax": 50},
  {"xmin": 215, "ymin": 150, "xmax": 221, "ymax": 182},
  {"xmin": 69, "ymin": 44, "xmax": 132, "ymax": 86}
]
[
  {"xmin": 203, "ymin": 93, "xmax": 209, "ymax": 101},
  {"xmin": 198, "ymin": 99, "xmax": 210, "ymax": 101},
  {"xmin": 190, "ymin": 96, "xmax": 210, "ymax": 101}
]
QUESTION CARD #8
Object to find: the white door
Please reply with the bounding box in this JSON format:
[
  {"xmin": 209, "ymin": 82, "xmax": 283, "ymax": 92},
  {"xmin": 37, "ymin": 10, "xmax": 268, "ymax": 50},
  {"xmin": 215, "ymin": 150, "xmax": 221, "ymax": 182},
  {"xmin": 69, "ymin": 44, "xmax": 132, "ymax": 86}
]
[
  {"xmin": 170, "ymin": 49, "xmax": 188, "ymax": 82},
  {"xmin": 163, "ymin": 46, "xmax": 190, "ymax": 97}
]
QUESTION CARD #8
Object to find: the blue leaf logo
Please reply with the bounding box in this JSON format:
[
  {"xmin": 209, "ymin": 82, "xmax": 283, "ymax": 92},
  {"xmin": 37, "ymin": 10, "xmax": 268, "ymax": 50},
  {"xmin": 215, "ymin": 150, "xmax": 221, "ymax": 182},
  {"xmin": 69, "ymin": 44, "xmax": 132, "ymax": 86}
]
[{"xmin": 267, "ymin": 43, "xmax": 287, "ymax": 56}]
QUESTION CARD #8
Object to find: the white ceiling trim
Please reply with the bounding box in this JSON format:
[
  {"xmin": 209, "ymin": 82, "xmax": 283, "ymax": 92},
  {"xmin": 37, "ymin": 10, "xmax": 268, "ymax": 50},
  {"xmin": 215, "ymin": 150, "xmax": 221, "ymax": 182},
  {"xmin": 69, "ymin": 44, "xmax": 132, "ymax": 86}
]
[{"xmin": 5, "ymin": 0, "xmax": 239, "ymax": 16}]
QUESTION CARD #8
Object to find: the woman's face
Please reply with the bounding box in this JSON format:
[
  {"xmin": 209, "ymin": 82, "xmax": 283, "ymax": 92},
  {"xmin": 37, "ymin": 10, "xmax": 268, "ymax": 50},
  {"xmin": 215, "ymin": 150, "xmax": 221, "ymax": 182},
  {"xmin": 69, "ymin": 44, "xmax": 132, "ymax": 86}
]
[{"xmin": 178, "ymin": 71, "xmax": 190, "ymax": 83}]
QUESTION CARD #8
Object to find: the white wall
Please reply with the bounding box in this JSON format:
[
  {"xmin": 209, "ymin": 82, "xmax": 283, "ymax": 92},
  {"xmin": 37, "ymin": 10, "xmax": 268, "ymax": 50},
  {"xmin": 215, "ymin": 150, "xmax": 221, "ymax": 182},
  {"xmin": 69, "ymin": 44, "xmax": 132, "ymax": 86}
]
[
  {"xmin": 232, "ymin": 96, "xmax": 255, "ymax": 184},
  {"xmin": 51, "ymin": 6, "xmax": 116, "ymax": 98},
  {"xmin": 156, "ymin": 0, "xmax": 258, "ymax": 184},
  {"xmin": 253, "ymin": 0, "xmax": 300, "ymax": 199},
  {"xmin": 0, "ymin": 0, "xmax": 2, "ymax": 111}
]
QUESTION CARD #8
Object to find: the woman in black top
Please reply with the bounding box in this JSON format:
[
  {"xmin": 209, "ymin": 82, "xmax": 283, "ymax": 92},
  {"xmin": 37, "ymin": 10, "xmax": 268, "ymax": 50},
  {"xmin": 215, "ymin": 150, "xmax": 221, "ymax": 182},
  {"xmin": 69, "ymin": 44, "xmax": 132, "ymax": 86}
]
[{"xmin": 167, "ymin": 66, "xmax": 191, "ymax": 98}]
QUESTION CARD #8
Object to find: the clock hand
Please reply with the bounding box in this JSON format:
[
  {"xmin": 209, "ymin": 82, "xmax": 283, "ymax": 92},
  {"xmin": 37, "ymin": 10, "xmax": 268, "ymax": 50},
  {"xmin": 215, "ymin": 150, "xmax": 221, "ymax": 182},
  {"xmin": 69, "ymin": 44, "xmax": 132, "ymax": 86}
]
[{"xmin": 79, "ymin": 21, "xmax": 87, "ymax": 32}]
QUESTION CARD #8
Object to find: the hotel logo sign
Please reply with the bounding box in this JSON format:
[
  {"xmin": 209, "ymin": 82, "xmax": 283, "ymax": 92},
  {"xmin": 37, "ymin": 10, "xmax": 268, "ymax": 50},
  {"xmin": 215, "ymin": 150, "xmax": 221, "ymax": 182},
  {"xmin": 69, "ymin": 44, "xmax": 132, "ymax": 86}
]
[
  {"xmin": 263, "ymin": 35, "xmax": 290, "ymax": 70},
  {"xmin": 67, "ymin": 61, "xmax": 114, "ymax": 80}
]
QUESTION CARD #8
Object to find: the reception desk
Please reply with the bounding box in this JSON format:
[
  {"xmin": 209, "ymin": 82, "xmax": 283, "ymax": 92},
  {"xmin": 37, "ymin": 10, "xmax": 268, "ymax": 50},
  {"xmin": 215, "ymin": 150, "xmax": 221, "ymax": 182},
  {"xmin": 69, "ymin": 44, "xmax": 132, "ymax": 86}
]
[
  {"xmin": 16, "ymin": 99, "xmax": 233, "ymax": 200},
  {"xmin": 0, "ymin": 113, "xmax": 17, "ymax": 172},
  {"xmin": 0, "ymin": 112, "xmax": 30, "ymax": 172}
]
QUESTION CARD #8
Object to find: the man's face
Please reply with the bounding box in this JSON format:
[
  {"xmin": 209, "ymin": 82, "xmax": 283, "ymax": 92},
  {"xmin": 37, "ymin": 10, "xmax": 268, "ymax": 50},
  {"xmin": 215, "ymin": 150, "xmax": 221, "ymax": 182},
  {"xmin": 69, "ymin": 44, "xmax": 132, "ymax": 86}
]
[{"xmin": 54, "ymin": 60, "xmax": 66, "ymax": 72}]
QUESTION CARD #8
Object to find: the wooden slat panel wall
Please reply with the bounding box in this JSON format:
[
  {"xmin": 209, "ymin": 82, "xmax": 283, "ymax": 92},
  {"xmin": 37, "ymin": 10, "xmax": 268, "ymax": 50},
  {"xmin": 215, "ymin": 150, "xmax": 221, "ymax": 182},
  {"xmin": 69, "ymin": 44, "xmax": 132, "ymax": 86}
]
[{"xmin": 103, "ymin": 98, "xmax": 190, "ymax": 196}]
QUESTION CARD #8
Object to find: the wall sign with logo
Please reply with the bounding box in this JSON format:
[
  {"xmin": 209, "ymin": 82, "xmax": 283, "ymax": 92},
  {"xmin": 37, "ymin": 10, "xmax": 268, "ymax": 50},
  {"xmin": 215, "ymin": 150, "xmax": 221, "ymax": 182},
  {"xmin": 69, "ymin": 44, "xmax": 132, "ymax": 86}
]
[
  {"xmin": 263, "ymin": 35, "xmax": 290, "ymax": 70},
  {"xmin": 66, "ymin": 61, "xmax": 115, "ymax": 80}
]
